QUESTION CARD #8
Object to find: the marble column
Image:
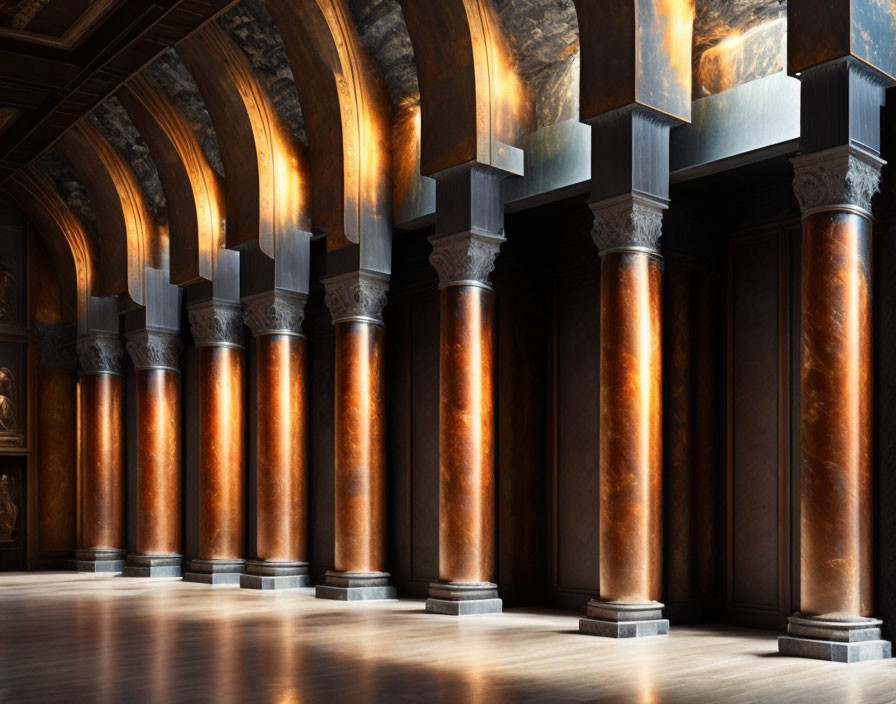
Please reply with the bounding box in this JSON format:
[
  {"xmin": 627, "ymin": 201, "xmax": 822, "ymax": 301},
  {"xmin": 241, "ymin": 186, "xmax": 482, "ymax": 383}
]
[
  {"xmin": 183, "ymin": 300, "xmax": 246, "ymax": 585},
  {"xmin": 240, "ymin": 290, "xmax": 310, "ymax": 590},
  {"xmin": 778, "ymin": 145, "xmax": 891, "ymax": 662},
  {"xmin": 579, "ymin": 193, "xmax": 668, "ymax": 638},
  {"xmin": 74, "ymin": 333, "xmax": 126, "ymax": 573},
  {"xmin": 424, "ymin": 231, "xmax": 504, "ymax": 615},
  {"xmin": 316, "ymin": 271, "xmax": 395, "ymax": 601},
  {"xmin": 122, "ymin": 329, "xmax": 183, "ymax": 578}
]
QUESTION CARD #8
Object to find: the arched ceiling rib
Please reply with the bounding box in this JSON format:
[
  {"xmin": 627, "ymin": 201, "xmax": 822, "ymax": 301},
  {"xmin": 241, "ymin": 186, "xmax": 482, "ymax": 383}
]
[
  {"xmin": 177, "ymin": 22, "xmax": 310, "ymax": 257},
  {"xmin": 118, "ymin": 74, "xmax": 225, "ymax": 287},
  {"xmin": 144, "ymin": 50, "xmax": 225, "ymax": 179},
  {"xmin": 88, "ymin": 98, "xmax": 168, "ymax": 231},
  {"xmin": 57, "ymin": 121, "xmax": 161, "ymax": 306},
  {"xmin": 218, "ymin": 0, "xmax": 307, "ymax": 146},
  {"xmin": 263, "ymin": 0, "xmax": 392, "ymax": 261}
]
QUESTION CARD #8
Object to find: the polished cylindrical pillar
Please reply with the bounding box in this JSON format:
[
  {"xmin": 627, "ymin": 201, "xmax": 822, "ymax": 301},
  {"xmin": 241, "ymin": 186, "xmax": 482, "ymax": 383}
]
[
  {"xmin": 579, "ymin": 193, "xmax": 668, "ymax": 638},
  {"xmin": 425, "ymin": 231, "xmax": 504, "ymax": 615},
  {"xmin": 123, "ymin": 329, "xmax": 182, "ymax": 577},
  {"xmin": 74, "ymin": 333, "xmax": 126, "ymax": 572},
  {"xmin": 778, "ymin": 145, "xmax": 890, "ymax": 661},
  {"xmin": 241, "ymin": 291, "xmax": 309, "ymax": 589},
  {"xmin": 317, "ymin": 271, "xmax": 395, "ymax": 600},
  {"xmin": 184, "ymin": 300, "xmax": 246, "ymax": 585}
]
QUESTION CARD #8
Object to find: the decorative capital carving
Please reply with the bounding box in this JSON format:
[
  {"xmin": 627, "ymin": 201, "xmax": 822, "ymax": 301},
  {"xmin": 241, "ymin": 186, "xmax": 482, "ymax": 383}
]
[
  {"xmin": 242, "ymin": 290, "xmax": 307, "ymax": 337},
  {"xmin": 323, "ymin": 271, "xmax": 389, "ymax": 325},
  {"xmin": 76, "ymin": 333, "xmax": 123, "ymax": 375},
  {"xmin": 428, "ymin": 232, "xmax": 504, "ymax": 287},
  {"xmin": 590, "ymin": 193, "xmax": 667, "ymax": 254},
  {"xmin": 792, "ymin": 146, "xmax": 884, "ymax": 218},
  {"xmin": 34, "ymin": 323, "xmax": 77, "ymax": 372},
  {"xmin": 126, "ymin": 329, "xmax": 182, "ymax": 372},
  {"xmin": 187, "ymin": 299, "xmax": 244, "ymax": 348}
]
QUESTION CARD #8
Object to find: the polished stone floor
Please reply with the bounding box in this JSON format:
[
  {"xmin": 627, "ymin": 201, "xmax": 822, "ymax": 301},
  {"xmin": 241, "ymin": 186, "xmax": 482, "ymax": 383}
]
[{"xmin": 3, "ymin": 573, "xmax": 896, "ymax": 703}]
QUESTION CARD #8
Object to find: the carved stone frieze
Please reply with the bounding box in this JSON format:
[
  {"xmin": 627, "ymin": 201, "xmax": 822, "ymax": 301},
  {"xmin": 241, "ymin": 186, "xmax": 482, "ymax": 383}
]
[
  {"xmin": 242, "ymin": 290, "xmax": 307, "ymax": 337},
  {"xmin": 126, "ymin": 329, "xmax": 182, "ymax": 372},
  {"xmin": 590, "ymin": 193, "xmax": 667, "ymax": 254},
  {"xmin": 792, "ymin": 145, "xmax": 884, "ymax": 217},
  {"xmin": 34, "ymin": 323, "xmax": 77, "ymax": 372},
  {"xmin": 428, "ymin": 232, "xmax": 504, "ymax": 287},
  {"xmin": 323, "ymin": 271, "xmax": 389, "ymax": 324},
  {"xmin": 76, "ymin": 333, "xmax": 123, "ymax": 375},
  {"xmin": 187, "ymin": 299, "xmax": 244, "ymax": 348}
]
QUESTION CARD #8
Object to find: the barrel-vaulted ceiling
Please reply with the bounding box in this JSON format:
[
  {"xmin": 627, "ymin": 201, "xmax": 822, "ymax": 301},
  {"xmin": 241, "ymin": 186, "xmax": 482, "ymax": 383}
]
[{"xmin": 7, "ymin": 0, "xmax": 882, "ymax": 330}]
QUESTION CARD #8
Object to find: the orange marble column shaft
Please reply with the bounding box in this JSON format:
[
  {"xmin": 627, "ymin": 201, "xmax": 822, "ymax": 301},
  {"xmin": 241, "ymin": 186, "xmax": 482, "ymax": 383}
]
[
  {"xmin": 323, "ymin": 271, "xmax": 390, "ymax": 583},
  {"xmin": 426, "ymin": 231, "xmax": 503, "ymax": 607},
  {"xmin": 793, "ymin": 146, "xmax": 881, "ymax": 619},
  {"xmin": 599, "ymin": 250, "xmax": 663, "ymax": 603},
  {"xmin": 126, "ymin": 329, "xmax": 182, "ymax": 559},
  {"xmin": 333, "ymin": 320, "xmax": 385, "ymax": 572},
  {"xmin": 243, "ymin": 290, "xmax": 308, "ymax": 569},
  {"xmin": 76, "ymin": 334, "xmax": 125, "ymax": 561},
  {"xmin": 589, "ymin": 195, "xmax": 665, "ymax": 608},
  {"xmin": 188, "ymin": 300, "xmax": 246, "ymax": 571}
]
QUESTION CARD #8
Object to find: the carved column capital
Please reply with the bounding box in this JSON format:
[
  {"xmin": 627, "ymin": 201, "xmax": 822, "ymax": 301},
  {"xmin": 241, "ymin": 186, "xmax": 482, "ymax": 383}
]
[
  {"xmin": 428, "ymin": 231, "xmax": 505, "ymax": 289},
  {"xmin": 126, "ymin": 329, "xmax": 182, "ymax": 373},
  {"xmin": 590, "ymin": 193, "xmax": 667, "ymax": 255},
  {"xmin": 792, "ymin": 145, "xmax": 884, "ymax": 218},
  {"xmin": 76, "ymin": 333, "xmax": 123, "ymax": 375},
  {"xmin": 187, "ymin": 299, "xmax": 244, "ymax": 349},
  {"xmin": 34, "ymin": 323, "xmax": 77, "ymax": 372},
  {"xmin": 323, "ymin": 271, "xmax": 389, "ymax": 325},
  {"xmin": 242, "ymin": 290, "xmax": 307, "ymax": 337}
]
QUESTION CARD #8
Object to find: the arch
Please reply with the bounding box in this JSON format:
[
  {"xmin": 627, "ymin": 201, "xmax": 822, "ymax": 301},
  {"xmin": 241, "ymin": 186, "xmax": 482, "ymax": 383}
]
[
  {"xmin": 571, "ymin": 0, "xmax": 694, "ymax": 123},
  {"xmin": 117, "ymin": 74, "xmax": 225, "ymax": 287},
  {"xmin": 399, "ymin": 0, "xmax": 529, "ymax": 176},
  {"xmin": 262, "ymin": 0, "xmax": 391, "ymax": 260},
  {"xmin": 4, "ymin": 167, "xmax": 95, "ymax": 325},
  {"xmin": 57, "ymin": 121, "xmax": 160, "ymax": 306},
  {"xmin": 176, "ymin": 23, "xmax": 310, "ymax": 259}
]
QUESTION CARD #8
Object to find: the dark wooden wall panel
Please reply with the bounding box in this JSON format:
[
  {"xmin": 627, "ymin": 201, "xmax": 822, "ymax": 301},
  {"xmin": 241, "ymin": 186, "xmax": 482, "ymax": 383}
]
[
  {"xmin": 551, "ymin": 264, "xmax": 601, "ymax": 610},
  {"xmin": 307, "ymin": 296, "xmax": 335, "ymax": 579},
  {"xmin": 727, "ymin": 228, "xmax": 792, "ymax": 629}
]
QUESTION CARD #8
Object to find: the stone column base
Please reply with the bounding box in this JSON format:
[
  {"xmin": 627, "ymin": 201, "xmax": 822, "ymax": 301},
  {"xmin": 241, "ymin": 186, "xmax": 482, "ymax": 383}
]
[
  {"xmin": 425, "ymin": 581, "xmax": 503, "ymax": 615},
  {"xmin": 240, "ymin": 560, "xmax": 311, "ymax": 590},
  {"xmin": 122, "ymin": 554, "xmax": 182, "ymax": 578},
  {"xmin": 315, "ymin": 570, "xmax": 396, "ymax": 601},
  {"xmin": 579, "ymin": 600, "xmax": 669, "ymax": 638},
  {"xmin": 778, "ymin": 615, "xmax": 892, "ymax": 662},
  {"xmin": 182, "ymin": 558, "xmax": 246, "ymax": 586},
  {"xmin": 72, "ymin": 548, "xmax": 125, "ymax": 573}
]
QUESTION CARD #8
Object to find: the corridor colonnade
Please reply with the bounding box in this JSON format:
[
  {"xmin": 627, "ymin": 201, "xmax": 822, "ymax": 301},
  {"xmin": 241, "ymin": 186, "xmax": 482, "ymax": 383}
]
[{"xmin": 3, "ymin": 0, "xmax": 894, "ymax": 666}]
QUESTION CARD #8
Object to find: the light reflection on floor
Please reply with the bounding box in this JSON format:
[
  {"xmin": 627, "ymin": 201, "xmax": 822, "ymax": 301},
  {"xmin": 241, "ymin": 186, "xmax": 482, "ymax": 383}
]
[{"xmin": 2, "ymin": 573, "xmax": 896, "ymax": 703}]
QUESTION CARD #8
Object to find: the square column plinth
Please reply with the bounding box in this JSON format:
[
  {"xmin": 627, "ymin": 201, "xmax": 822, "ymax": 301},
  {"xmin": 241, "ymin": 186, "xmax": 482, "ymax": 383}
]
[
  {"xmin": 182, "ymin": 558, "xmax": 246, "ymax": 586},
  {"xmin": 73, "ymin": 548, "xmax": 125, "ymax": 574},
  {"xmin": 315, "ymin": 571, "xmax": 396, "ymax": 601},
  {"xmin": 240, "ymin": 560, "xmax": 311, "ymax": 590},
  {"xmin": 122, "ymin": 555, "xmax": 182, "ymax": 578},
  {"xmin": 778, "ymin": 616, "xmax": 892, "ymax": 663},
  {"xmin": 579, "ymin": 601, "xmax": 669, "ymax": 638},
  {"xmin": 425, "ymin": 582, "xmax": 503, "ymax": 616}
]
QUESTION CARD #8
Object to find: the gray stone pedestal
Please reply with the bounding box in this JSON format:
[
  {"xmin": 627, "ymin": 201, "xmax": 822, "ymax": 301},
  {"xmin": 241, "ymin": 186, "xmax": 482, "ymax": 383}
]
[
  {"xmin": 182, "ymin": 558, "xmax": 245, "ymax": 586},
  {"xmin": 122, "ymin": 554, "xmax": 182, "ymax": 578},
  {"xmin": 579, "ymin": 600, "xmax": 669, "ymax": 638},
  {"xmin": 73, "ymin": 548, "xmax": 125, "ymax": 573},
  {"xmin": 240, "ymin": 560, "xmax": 311, "ymax": 590},
  {"xmin": 778, "ymin": 615, "xmax": 892, "ymax": 662},
  {"xmin": 425, "ymin": 581, "xmax": 503, "ymax": 615},
  {"xmin": 315, "ymin": 570, "xmax": 396, "ymax": 601}
]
